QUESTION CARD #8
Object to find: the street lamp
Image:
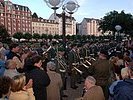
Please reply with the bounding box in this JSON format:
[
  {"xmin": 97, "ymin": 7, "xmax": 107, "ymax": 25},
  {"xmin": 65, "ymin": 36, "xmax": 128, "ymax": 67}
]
[
  {"xmin": 44, "ymin": 0, "xmax": 65, "ymax": 19},
  {"xmin": 44, "ymin": 0, "xmax": 79, "ymax": 49},
  {"xmin": 115, "ymin": 25, "xmax": 122, "ymax": 42}
]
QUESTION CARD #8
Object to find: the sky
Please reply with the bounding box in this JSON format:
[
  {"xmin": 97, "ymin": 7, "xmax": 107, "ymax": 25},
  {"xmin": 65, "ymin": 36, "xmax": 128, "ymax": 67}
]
[{"xmin": 11, "ymin": 0, "xmax": 133, "ymax": 23}]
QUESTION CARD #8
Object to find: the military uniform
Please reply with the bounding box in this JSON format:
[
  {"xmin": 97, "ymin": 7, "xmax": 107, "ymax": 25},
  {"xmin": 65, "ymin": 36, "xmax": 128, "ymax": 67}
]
[
  {"xmin": 54, "ymin": 47, "xmax": 68, "ymax": 98},
  {"xmin": 68, "ymin": 44, "xmax": 80, "ymax": 89}
]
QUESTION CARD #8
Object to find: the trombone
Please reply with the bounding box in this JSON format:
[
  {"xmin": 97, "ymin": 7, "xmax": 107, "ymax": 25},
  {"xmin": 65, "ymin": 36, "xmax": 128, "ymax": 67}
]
[{"xmin": 73, "ymin": 67, "xmax": 83, "ymax": 75}]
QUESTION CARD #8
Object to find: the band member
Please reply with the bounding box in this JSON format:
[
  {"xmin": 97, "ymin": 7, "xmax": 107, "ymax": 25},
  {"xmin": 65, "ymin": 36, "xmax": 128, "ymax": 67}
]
[
  {"xmin": 68, "ymin": 43, "xmax": 80, "ymax": 89},
  {"xmin": 89, "ymin": 49, "xmax": 114, "ymax": 100},
  {"xmin": 47, "ymin": 41, "xmax": 58, "ymax": 61}
]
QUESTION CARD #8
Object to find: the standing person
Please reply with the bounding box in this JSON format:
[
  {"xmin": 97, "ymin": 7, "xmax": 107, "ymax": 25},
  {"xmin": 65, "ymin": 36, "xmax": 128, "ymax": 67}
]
[
  {"xmin": 9, "ymin": 74, "xmax": 35, "ymax": 100},
  {"xmin": 76, "ymin": 76, "xmax": 105, "ymax": 100},
  {"xmin": 6, "ymin": 43, "xmax": 24, "ymax": 73},
  {"xmin": 113, "ymin": 65, "xmax": 133, "ymax": 100},
  {"xmin": 4, "ymin": 60, "xmax": 20, "ymax": 78},
  {"xmin": 25, "ymin": 55, "xmax": 50, "ymax": 100},
  {"xmin": 47, "ymin": 41, "xmax": 58, "ymax": 61},
  {"xmin": 68, "ymin": 43, "xmax": 80, "ymax": 89},
  {"xmin": 0, "ymin": 76, "xmax": 12, "ymax": 100},
  {"xmin": 89, "ymin": 49, "xmax": 114, "ymax": 100},
  {"xmin": 0, "ymin": 42, "xmax": 6, "ymax": 58},
  {"xmin": 46, "ymin": 61, "xmax": 63, "ymax": 100},
  {"xmin": 0, "ymin": 52, "xmax": 6, "ymax": 76}
]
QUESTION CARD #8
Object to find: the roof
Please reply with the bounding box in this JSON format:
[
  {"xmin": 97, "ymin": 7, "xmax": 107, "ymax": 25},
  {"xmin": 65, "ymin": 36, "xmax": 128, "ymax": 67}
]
[
  {"xmin": 0, "ymin": 0, "xmax": 31, "ymax": 12},
  {"xmin": 32, "ymin": 18, "xmax": 58, "ymax": 24},
  {"xmin": 84, "ymin": 18, "xmax": 100, "ymax": 22}
]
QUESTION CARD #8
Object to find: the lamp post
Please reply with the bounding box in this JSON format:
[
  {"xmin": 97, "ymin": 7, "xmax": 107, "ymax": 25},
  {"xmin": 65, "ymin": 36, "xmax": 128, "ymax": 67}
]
[
  {"xmin": 115, "ymin": 25, "xmax": 122, "ymax": 42},
  {"xmin": 44, "ymin": 0, "xmax": 79, "ymax": 49}
]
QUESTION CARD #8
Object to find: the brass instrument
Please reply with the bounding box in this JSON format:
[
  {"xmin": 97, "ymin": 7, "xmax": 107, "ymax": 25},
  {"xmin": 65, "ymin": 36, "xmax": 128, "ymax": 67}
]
[
  {"xmin": 80, "ymin": 62, "xmax": 89, "ymax": 69},
  {"xmin": 57, "ymin": 58, "xmax": 67, "ymax": 73},
  {"xmin": 73, "ymin": 67, "xmax": 83, "ymax": 75},
  {"xmin": 85, "ymin": 60, "xmax": 91, "ymax": 66},
  {"xmin": 90, "ymin": 57, "xmax": 96, "ymax": 61},
  {"xmin": 42, "ymin": 46, "xmax": 52, "ymax": 55}
]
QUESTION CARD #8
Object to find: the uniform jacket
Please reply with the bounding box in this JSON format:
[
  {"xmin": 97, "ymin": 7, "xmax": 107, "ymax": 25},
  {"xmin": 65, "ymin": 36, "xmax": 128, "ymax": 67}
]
[{"xmin": 90, "ymin": 59, "xmax": 113, "ymax": 86}]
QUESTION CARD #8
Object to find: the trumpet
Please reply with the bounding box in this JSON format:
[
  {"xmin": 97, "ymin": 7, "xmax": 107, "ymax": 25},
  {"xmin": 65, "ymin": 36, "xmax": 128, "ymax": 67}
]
[
  {"xmin": 56, "ymin": 58, "xmax": 66, "ymax": 73},
  {"xmin": 91, "ymin": 57, "xmax": 96, "ymax": 61},
  {"xmin": 85, "ymin": 60, "xmax": 92, "ymax": 66},
  {"xmin": 43, "ymin": 46, "xmax": 52, "ymax": 55},
  {"xmin": 81, "ymin": 62, "xmax": 89, "ymax": 69},
  {"xmin": 74, "ymin": 67, "xmax": 83, "ymax": 75}
]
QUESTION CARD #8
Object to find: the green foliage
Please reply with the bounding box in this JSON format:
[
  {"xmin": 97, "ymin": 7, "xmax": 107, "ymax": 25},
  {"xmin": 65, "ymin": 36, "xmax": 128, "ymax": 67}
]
[
  {"xmin": 13, "ymin": 32, "xmax": 23, "ymax": 41},
  {"xmin": 66, "ymin": 35, "xmax": 71, "ymax": 40},
  {"xmin": 54, "ymin": 34, "xmax": 60, "ymax": 39},
  {"xmin": 32, "ymin": 33, "xmax": 41, "ymax": 41},
  {"xmin": 0, "ymin": 25, "xmax": 10, "ymax": 42},
  {"xmin": 41, "ymin": 34, "xmax": 48, "ymax": 39},
  {"xmin": 98, "ymin": 10, "xmax": 133, "ymax": 36},
  {"xmin": 47, "ymin": 34, "xmax": 53, "ymax": 40},
  {"xmin": 23, "ymin": 32, "xmax": 32, "ymax": 41}
]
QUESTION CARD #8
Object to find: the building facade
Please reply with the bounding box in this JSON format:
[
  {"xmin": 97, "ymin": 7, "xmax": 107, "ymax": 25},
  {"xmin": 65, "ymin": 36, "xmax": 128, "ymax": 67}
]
[
  {"xmin": 78, "ymin": 18, "xmax": 101, "ymax": 36},
  {"xmin": 0, "ymin": 0, "xmax": 32, "ymax": 35},
  {"xmin": 49, "ymin": 13, "xmax": 76, "ymax": 36},
  {"xmin": 32, "ymin": 18, "xmax": 59, "ymax": 35}
]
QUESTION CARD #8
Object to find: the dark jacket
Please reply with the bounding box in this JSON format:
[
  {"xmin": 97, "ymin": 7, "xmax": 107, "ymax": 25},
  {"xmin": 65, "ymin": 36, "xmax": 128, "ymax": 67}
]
[
  {"xmin": 25, "ymin": 67, "xmax": 50, "ymax": 100},
  {"xmin": 113, "ymin": 79, "xmax": 133, "ymax": 100}
]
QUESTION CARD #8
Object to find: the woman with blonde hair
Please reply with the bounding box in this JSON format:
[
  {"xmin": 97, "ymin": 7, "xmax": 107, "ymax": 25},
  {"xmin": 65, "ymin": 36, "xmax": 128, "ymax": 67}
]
[{"xmin": 9, "ymin": 74, "xmax": 35, "ymax": 100}]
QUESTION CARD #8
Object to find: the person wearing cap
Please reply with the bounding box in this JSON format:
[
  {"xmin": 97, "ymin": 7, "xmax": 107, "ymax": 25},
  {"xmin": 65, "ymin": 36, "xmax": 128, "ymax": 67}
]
[
  {"xmin": 47, "ymin": 41, "xmax": 58, "ymax": 61},
  {"xmin": 89, "ymin": 49, "xmax": 114, "ymax": 100},
  {"xmin": 54, "ymin": 47, "xmax": 68, "ymax": 98},
  {"xmin": 68, "ymin": 43, "xmax": 80, "ymax": 89},
  {"xmin": 46, "ymin": 61, "xmax": 63, "ymax": 100}
]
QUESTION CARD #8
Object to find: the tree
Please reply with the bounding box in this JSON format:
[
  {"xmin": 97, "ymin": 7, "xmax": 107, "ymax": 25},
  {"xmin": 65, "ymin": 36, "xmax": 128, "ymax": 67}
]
[
  {"xmin": 0, "ymin": 25, "xmax": 10, "ymax": 42},
  {"xmin": 98, "ymin": 10, "xmax": 133, "ymax": 36},
  {"xmin": 41, "ymin": 34, "xmax": 48, "ymax": 40},
  {"xmin": 32, "ymin": 33, "xmax": 40, "ymax": 41},
  {"xmin": 47, "ymin": 34, "xmax": 53, "ymax": 41},
  {"xmin": 54, "ymin": 34, "xmax": 60, "ymax": 39},
  {"xmin": 23, "ymin": 32, "xmax": 32, "ymax": 41},
  {"xmin": 13, "ymin": 32, "xmax": 23, "ymax": 42},
  {"xmin": 32, "ymin": 12, "xmax": 38, "ymax": 18}
]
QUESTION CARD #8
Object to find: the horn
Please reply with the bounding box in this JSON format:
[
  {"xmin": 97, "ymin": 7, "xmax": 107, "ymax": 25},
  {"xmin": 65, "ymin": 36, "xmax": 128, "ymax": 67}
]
[
  {"xmin": 81, "ymin": 62, "xmax": 89, "ymax": 69},
  {"xmin": 91, "ymin": 57, "xmax": 96, "ymax": 61},
  {"xmin": 74, "ymin": 67, "xmax": 83, "ymax": 75},
  {"xmin": 43, "ymin": 46, "xmax": 52, "ymax": 55},
  {"xmin": 85, "ymin": 60, "xmax": 92, "ymax": 66}
]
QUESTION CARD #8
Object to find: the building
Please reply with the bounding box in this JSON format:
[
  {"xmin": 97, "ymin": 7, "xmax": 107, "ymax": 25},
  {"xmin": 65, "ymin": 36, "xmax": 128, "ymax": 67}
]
[
  {"xmin": 0, "ymin": 0, "xmax": 32, "ymax": 35},
  {"xmin": 49, "ymin": 13, "xmax": 76, "ymax": 36},
  {"xmin": 78, "ymin": 18, "xmax": 101, "ymax": 36},
  {"xmin": 32, "ymin": 18, "xmax": 59, "ymax": 35}
]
